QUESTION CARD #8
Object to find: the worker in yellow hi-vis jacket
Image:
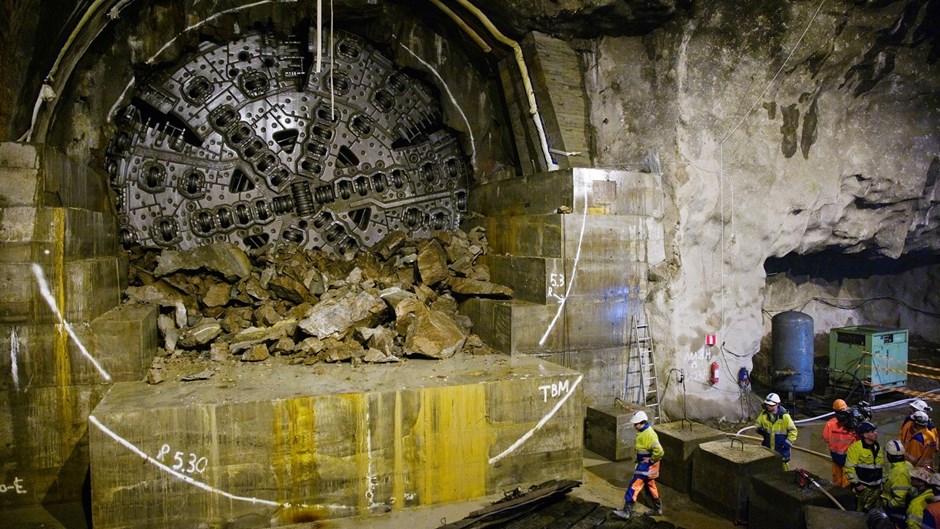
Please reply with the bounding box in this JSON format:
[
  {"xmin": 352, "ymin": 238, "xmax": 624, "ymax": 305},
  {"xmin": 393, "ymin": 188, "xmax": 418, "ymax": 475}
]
[{"xmin": 613, "ymin": 411, "xmax": 664, "ymax": 520}]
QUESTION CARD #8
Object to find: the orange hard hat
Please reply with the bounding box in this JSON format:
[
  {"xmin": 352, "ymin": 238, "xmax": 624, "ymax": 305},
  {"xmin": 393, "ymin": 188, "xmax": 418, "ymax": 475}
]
[{"xmin": 833, "ymin": 399, "xmax": 848, "ymax": 412}]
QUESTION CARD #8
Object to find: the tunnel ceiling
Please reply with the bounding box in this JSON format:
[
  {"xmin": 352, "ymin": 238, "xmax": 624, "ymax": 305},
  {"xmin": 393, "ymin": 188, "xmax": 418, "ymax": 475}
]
[
  {"xmin": 106, "ymin": 28, "xmax": 470, "ymax": 254},
  {"xmin": 1, "ymin": 0, "xmax": 689, "ymax": 141}
]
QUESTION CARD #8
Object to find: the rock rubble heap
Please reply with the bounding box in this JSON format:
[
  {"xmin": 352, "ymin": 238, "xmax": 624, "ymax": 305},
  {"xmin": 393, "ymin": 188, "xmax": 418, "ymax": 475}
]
[{"xmin": 123, "ymin": 227, "xmax": 511, "ymax": 382}]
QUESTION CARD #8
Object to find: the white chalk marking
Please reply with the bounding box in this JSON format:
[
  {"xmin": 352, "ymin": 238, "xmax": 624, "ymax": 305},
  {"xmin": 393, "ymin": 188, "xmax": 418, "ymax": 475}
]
[
  {"xmin": 539, "ymin": 187, "xmax": 588, "ymax": 346},
  {"xmin": 31, "ymin": 264, "xmax": 111, "ymax": 382},
  {"xmin": 489, "ymin": 375, "xmax": 582, "ymax": 464},
  {"xmin": 10, "ymin": 327, "xmax": 19, "ymax": 390}
]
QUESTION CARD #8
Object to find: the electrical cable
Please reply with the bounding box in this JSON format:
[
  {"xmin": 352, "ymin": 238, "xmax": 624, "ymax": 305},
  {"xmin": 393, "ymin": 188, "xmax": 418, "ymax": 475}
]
[{"xmin": 764, "ymin": 296, "xmax": 940, "ymax": 320}]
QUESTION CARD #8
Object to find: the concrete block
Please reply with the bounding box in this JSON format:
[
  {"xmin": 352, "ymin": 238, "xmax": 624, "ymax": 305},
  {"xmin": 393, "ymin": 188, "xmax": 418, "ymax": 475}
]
[
  {"xmin": 749, "ymin": 471, "xmax": 857, "ymax": 529},
  {"xmin": 469, "ymin": 169, "xmax": 663, "ymax": 218},
  {"xmin": 0, "ymin": 142, "xmax": 40, "ymax": 169},
  {"xmin": 538, "ymin": 346, "xmax": 629, "ymax": 408},
  {"xmin": 803, "ymin": 505, "xmax": 867, "ymax": 529},
  {"xmin": 0, "ymin": 257, "xmax": 121, "ymax": 324},
  {"xmin": 584, "ymin": 405, "xmax": 633, "ymax": 461},
  {"xmin": 63, "ymin": 257, "xmax": 123, "ymax": 323},
  {"xmin": 691, "ymin": 439, "xmax": 781, "ymax": 522},
  {"xmin": 460, "ymin": 297, "xmax": 637, "ymax": 354},
  {"xmin": 498, "ymin": 59, "xmax": 550, "ymax": 176},
  {"xmin": 478, "ymin": 215, "xmax": 661, "ymax": 262},
  {"xmin": 655, "ymin": 421, "xmax": 726, "ymax": 494},
  {"xmin": 0, "ymin": 322, "xmax": 116, "ymax": 389},
  {"xmin": 89, "ymin": 355, "xmax": 584, "ymax": 528},
  {"xmin": 520, "ymin": 33, "xmax": 591, "ymax": 170},
  {"xmin": 41, "ymin": 148, "xmax": 113, "ymax": 212},
  {"xmin": 486, "ymin": 255, "xmax": 646, "ymax": 305},
  {"xmin": 0, "ymin": 167, "xmax": 40, "ymax": 207},
  {"xmin": 91, "ymin": 302, "xmax": 159, "ymax": 382},
  {"xmin": 0, "ymin": 383, "xmax": 110, "ymax": 507},
  {"xmin": 0, "ymin": 207, "xmax": 118, "ymax": 262}
]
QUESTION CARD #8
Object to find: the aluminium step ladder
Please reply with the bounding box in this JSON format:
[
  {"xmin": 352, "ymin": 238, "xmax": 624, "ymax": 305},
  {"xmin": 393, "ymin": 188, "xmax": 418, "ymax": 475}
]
[{"xmin": 623, "ymin": 313, "xmax": 662, "ymax": 422}]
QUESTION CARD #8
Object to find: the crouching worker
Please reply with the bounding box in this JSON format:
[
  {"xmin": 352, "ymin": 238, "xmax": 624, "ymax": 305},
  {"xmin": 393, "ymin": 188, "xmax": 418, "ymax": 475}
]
[{"xmin": 613, "ymin": 411, "xmax": 664, "ymax": 519}]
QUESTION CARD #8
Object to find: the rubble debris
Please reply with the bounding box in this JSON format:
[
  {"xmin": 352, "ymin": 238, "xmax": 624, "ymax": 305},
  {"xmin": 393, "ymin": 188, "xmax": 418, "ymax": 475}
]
[
  {"xmin": 180, "ymin": 368, "xmax": 215, "ymax": 381},
  {"xmin": 153, "ymin": 242, "xmax": 253, "ymax": 281},
  {"xmin": 122, "ymin": 228, "xmax": 508, "ymax": 368},
  {"xmin": 146, "ymin": 357, "xmax": 166, "ymax": 385},
  {"xmin": 448, "ymin": 277, "xmax": 512, "ymax": 298},
  {"xmin": 404, "ymin": 310, "xmax": 467, "ymax": 359}
]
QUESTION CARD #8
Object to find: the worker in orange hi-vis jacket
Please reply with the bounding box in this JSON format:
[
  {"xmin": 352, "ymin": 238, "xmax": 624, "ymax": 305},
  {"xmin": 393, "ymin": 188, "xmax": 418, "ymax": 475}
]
[
  {"xmin": 901, "ymin": 410, "xmax": 939, "ymax": 469},
  {"xmin": 822, "ymin": 399, "xmax": 857, "ymax": 488}
]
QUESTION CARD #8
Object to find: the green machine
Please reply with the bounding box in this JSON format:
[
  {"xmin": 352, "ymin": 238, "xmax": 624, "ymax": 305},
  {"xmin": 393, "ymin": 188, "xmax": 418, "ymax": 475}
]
[{"xmin": 829, "ymin": 325, "xmax": 908, "ymax": 396}]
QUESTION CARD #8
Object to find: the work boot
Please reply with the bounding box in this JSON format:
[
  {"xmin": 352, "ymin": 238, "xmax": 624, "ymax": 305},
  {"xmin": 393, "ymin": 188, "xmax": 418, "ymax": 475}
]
[
  {"xmin": 644, "ymin": 501, "xmax": 663, "ymax": 516},
  {"xmin": 612, "ymin": 506, "xmax": 636, "ymax": 519}
]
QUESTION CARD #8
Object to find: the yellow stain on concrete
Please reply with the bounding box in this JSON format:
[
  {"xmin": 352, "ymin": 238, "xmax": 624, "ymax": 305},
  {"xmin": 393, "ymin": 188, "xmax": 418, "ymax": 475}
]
[
  {"xmin": 51, "ymin": 208, "xmax": 75, "ymax": 464},
  {"xmin": 413, "ymin": 385, "xmax": 488, "ymax": 505},
  {"xmin": 393, "ymin": 391, "xmax": 404, "ymax": 507},
  {"xmin": 272, "ymin": 397, "xmax": 317, "ymax": 500},
  {"xmin": 351, "ymin": 392, "xmax": 372, "ymax": 512}
]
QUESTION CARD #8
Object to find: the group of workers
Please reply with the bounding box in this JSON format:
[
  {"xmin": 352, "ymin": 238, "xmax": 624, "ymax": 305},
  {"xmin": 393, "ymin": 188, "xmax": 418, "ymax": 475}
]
[
  {"xmin": 821, "ymin": 397, "xmax": 939, "ymax": 528},
  {"xmin": 613, "ymin": 395, "xmax": 939, "ymax": 526}
]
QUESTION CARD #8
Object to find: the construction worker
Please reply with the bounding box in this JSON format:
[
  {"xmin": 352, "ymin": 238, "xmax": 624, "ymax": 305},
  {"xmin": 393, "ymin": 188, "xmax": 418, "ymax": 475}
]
[
  {"xmin": 922, "ymin": 472, "xmax": 940, "ymax": 529},
  {"xmin": 906, "ymin": 467, "xmax": 934, "ymax": 529},
  {"xmin": 823, "ymin": 398, "xmax": 857, "ymax": 487},
  {"xmin": 882, "ymin": 439, "xmax": 913, "ymax": 527},
  {"xmin": 613, "ymin": 411, "xmax": 664, "ymax": 519},
  {"xmin": 845, "ymin": 421, "xmax": 885, "ymax": 512},
  {"xmin": 902, "ymin": 399, "xmax": 934, "ymax": 429},
  {"xmin": 755, "ymin": 392, "xmax": 798, "ymax": 470},
  {"xmin": 900, "ymin": 410, "xmax": 939, "ymax": 468}
]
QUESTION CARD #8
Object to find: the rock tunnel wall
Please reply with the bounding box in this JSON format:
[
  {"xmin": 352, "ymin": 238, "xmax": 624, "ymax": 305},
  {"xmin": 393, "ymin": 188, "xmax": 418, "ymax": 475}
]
[
  {"xmin": 1, "ymin": 4, "xmax": 939, "ymax": 504},
  {"xmin": 586, "ymin": 0, "xmax": 940, "ymax": 417}
]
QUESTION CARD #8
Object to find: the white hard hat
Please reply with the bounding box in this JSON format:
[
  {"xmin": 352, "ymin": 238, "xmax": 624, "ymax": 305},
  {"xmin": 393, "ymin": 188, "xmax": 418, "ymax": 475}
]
[
  {"xmin": 912, "ymin": 467, "xmax": 933, "ymax": 483},
  {"xmin": 764, "ymin": 393, "xmax": 781, "ymax": 406},
  {"xmin": 886, "ymin": 439, "xmax": 905, "ymax": 457},
  {"xmin": 631, "ymin": 411, "xmax": 649, "ymax": 424},
  {"xmin": 912, "ymin": 410, "xmax": 930, "ymax": 426},
  {"xmin": 931, "ymin": 472, "xmax": 940, "ymax": 488},
  {"xmin": 910, "ymin": 399, "xmax": 932, "ymax": 413}
]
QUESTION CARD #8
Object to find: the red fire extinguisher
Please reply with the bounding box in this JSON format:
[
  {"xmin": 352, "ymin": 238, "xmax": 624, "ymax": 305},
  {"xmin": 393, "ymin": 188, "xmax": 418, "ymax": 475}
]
[{"xmin": 709, "ymin": 362, "xmax": 720, "ymax": 385}]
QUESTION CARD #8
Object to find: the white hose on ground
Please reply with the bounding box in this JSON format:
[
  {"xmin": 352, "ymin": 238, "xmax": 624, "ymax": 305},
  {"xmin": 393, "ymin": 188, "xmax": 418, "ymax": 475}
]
[{"xmin": 735, "ymin": 388, "xmax": 940, "ymax": 437}]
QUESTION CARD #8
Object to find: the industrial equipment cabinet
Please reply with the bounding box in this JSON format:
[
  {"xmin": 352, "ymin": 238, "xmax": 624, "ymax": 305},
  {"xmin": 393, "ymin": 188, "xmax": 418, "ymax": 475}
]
[{"xmin": 829, "ymin": 325, "xmax": 908, "ymax": 397}]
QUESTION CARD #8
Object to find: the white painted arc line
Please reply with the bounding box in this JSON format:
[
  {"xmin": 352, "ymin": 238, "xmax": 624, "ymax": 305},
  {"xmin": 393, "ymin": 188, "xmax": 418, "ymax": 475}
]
[
  {"xmin": 89, "ymin": 415, "xmax": 285, "ymax": 507},
  {"xmin": 488, "ymin": 375, "xmax": 583, "ymax": 464},
  {"xmin": 539, "ymin": 186, "xmax": 588, "ymax": 346}
]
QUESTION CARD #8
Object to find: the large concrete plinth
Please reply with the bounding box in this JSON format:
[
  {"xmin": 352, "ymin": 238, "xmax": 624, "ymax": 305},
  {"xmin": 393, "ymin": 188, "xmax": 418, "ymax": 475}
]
[
  {"xmin": 583, "ymin": 404, "xmax": 653, "ymax": 461},
  {"xmin": 656, "ymin": 421, "xmax": 725, "ymax": 493},
  {"xmin": 691, "ymin": 439, "xmax": 781, "ymax": 522},
  {"xmin": 749, "ymin": 471, "xmax": 856, "ymax": 529},
  {"xmin": 804, "ymin": 505, "xmax": 867, "ymax": 529},
  {"xmin": 89, "ymin": 355, "xmax": 584, "ymax": 528}
]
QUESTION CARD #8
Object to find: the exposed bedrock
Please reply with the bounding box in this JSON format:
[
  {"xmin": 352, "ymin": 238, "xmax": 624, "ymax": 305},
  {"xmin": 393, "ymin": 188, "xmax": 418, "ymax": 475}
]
[{"xmin": 587, "ymin": 0, "xmax": 940, "ymax": 417}]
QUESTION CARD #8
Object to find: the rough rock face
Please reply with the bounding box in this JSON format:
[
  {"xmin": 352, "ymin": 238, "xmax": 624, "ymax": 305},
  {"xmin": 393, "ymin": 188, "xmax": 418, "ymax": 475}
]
[{"xmin": 587, "ymin": 0, "xmax": 940, "ymax": 416}]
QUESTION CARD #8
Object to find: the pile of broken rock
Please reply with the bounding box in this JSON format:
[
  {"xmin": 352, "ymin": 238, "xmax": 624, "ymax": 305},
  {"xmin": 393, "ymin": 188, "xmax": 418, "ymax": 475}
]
[{"xmin": 122, "ymin": 227, "xmax": 512, "ymax": 384}]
